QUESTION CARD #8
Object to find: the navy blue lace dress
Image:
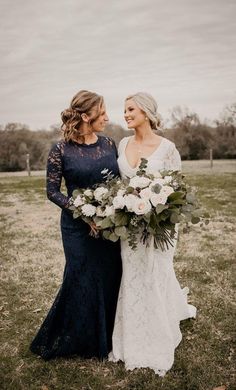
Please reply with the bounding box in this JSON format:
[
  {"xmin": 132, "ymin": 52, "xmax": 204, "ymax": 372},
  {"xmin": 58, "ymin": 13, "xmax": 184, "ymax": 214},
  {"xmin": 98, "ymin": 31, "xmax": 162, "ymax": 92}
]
[{"xmin": 30, "ymin": 135, "xmax": 122, "ymax": 360}]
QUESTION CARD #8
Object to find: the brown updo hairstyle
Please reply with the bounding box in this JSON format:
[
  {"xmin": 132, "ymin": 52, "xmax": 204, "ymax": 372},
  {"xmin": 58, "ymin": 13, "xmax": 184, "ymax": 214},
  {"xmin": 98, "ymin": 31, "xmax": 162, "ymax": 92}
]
[{"xmin": 61, "ymin": 90, "xmax": 104, "ymax": 143}]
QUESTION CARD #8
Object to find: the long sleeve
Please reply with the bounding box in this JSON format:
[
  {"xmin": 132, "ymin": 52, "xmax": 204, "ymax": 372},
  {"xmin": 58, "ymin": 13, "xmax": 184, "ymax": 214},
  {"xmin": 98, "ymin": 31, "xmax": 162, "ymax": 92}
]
[
  {"xmin": 46, "ymin": 142, "xmax": 70, "ymax": 209},
  {"xmin": 164, "ymin": 144, "xmax": 182, "ymax": 171}
]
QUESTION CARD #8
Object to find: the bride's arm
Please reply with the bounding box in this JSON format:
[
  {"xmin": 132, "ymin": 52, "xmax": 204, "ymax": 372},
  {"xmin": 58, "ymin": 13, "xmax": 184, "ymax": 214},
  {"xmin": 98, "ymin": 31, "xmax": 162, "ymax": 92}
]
[{"xmin": 164, "ymin": 143, "xmax": 182, "ymax": 171}]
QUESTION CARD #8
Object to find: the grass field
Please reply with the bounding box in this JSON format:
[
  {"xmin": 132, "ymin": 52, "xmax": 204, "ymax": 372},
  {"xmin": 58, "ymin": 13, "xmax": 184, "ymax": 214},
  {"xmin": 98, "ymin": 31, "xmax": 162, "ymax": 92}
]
[{"xmin": 0, "ymin": 161, "xmax": 235, "ymax": 390}]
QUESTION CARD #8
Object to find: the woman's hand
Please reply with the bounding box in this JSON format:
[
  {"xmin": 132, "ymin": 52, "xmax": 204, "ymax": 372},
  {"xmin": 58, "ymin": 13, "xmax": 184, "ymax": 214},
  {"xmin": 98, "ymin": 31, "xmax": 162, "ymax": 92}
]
[{"xmin": 89, "ymin": 222, "xmax": 99, "ymax": 237}]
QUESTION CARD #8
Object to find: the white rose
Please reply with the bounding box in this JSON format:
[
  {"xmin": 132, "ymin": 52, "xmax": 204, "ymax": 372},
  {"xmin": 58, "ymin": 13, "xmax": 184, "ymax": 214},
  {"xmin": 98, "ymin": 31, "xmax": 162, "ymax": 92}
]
[
  {"xmin": 133, "ymin": 199, "xmax": 152, "ymax": 215},
  {"xmin": 139, "ymin": 187, "xmax": 152, "ymax": 200},
  {"xmin": 129, "ymin": 176, "xmax": 151, "ymax": 189},
  {"xmin": 161, "ymin": 185, "xmax": 174, "ymax": 197},
  {"xmin": 104, "ymin": 205, "xmax": 115, "ymax": 217},
  {"xmin": 96, "ymin": 206, "xmax": 106, "ymax": 217},
  {"xmin": 124, "ymin": 194, "xmax": 138, "ymax": 212},
  {"xmin": 81, "ymin": 204, "xmax": 96, "ymax": 217},
  {"xmin": 73, "ymin": 195, "xmax": 84, "ymax": 207},
  {"xmin": 172, "ymin": 180, "xmax": 179, "ymax": 189},
  {"xmin": 84, "ymin": 189, "xmax": 93, "ymax": 198},
  {"xmin": 153, "ymin": 171, "xmax": 162, "ymax": 178},
  {"xmin": 163, "ymin": 175, "xmax": 172, "ymax": 184},
  {"xmin": 117, "ymin": 188, "xmax": 126, "ymax": 197},
  {"xmin": 113, "ymin": 195, "xmax": 126, "ymax": 209},
  {"xmin": 150, "ymin": 193, "xmax": 168, "ymax": 207},
  {"xmin": 94, "ymin": 187, "xmax": 109, "ymax": 202}
]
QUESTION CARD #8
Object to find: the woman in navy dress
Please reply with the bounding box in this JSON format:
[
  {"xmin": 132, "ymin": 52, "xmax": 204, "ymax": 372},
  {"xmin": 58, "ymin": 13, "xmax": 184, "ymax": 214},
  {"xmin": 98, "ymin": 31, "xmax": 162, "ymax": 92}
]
[{"xmin": 30, "ymin": 90, "xmax": 122, "ymax": 360}]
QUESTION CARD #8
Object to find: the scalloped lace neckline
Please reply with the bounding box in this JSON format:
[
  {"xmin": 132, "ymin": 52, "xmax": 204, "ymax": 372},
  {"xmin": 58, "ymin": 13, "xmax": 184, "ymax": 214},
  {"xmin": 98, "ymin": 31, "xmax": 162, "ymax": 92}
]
[{"xmin": 124, "ymin": 136, "xmax": 165, "ymax": 170}]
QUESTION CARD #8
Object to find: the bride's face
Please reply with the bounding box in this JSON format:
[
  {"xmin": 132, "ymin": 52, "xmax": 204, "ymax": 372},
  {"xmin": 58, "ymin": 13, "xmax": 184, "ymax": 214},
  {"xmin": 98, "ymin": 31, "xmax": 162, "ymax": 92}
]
[{"xmin": 124, "ymin": 99, "xmax": 146, "ymax": 129}]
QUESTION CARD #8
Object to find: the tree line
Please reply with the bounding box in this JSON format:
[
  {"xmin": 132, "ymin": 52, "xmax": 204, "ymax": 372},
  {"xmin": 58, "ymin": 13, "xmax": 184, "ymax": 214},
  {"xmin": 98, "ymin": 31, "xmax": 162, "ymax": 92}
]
[{"xmin": 0, "ymin": 104, "xmax": 235, "ymax": 171}]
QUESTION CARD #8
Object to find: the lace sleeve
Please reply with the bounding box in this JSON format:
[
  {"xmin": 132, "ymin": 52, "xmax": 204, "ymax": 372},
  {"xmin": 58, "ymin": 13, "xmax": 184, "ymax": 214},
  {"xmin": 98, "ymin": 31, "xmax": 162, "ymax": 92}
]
[
  {"xmin": 164, "ymin": 144, "xmax": 182, "ymax": 171},
  {"xmin": 46, "ymin": 142, "xmax": 70, "ymax": 209}
]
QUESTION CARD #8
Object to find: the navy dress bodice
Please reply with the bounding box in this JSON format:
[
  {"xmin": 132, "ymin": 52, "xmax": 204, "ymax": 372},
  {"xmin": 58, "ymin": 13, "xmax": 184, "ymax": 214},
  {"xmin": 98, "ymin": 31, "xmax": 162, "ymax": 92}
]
[{"xmin": 30, "ymin": 135, "xmax": 122, "ymax": 360}]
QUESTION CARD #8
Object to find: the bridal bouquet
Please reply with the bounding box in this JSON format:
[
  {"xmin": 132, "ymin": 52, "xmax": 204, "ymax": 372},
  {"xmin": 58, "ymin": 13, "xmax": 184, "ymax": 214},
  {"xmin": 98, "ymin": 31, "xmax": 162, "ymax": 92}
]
[{"xmin": 70, "ymin": 160, "xmax": 208, "ymax": 250}]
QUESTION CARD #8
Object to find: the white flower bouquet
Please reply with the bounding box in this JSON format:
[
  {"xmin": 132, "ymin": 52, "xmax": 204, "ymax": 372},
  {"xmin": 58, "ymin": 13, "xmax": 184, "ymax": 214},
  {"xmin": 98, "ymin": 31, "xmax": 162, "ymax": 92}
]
[{"xmin": 70, "ymin": 160, "xmax": 208, "ymax": 250}]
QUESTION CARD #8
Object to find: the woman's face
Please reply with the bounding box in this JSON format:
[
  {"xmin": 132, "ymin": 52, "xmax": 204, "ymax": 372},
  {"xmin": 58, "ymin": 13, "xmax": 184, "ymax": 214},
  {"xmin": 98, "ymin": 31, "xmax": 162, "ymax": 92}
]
[
  {"xmin": 124, "ymin": 99, "xmax": 146, "ymax": 129},
  {"xmin": 91, "ymin": 104, "xmax": 109, "ymax": 132}
]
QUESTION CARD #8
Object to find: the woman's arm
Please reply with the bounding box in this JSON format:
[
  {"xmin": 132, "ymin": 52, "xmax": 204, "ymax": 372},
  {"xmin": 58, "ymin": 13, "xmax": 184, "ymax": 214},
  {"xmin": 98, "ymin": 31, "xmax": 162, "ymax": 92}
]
[
  {"xmin": 46, "ymin": 142, "xmax": 71, "ymax": 209},
  {"xmin": 165, "ymin": 143, "xmax": 182, "ymax": 171}
]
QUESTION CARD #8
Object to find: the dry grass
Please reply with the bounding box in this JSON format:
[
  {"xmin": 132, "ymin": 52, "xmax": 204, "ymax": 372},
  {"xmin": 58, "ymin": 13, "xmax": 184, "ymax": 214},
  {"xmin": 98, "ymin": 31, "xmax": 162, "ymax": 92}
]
[{"xmin": 0, "ymin": 161, "xmax": 235, "ymax": 390}]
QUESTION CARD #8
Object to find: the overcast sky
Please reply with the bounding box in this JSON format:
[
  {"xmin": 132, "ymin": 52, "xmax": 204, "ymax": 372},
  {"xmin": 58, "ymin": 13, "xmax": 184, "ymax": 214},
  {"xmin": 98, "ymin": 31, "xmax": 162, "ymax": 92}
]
[{"xmin": 0, "ymin": 0, "xmax": 236, "ymax": 129}]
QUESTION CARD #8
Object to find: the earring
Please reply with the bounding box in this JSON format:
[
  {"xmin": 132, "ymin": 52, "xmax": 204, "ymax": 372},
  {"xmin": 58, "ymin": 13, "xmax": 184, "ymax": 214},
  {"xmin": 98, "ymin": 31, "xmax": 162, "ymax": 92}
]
[{"xmin": 145, "ymin": 117, "xmax": 148, "ymax": 121}]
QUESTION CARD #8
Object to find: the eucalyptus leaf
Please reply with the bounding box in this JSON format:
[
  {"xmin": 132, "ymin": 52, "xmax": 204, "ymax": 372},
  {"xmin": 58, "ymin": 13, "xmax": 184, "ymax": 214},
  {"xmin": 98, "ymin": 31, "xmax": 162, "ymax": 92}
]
[
  {"xmin": 102, "ymin": 230, "xmax": 112, "ymax": 240},
  {"xmin": 191, "ymin": 216, "xmax": 200, "ymax": 224},
  {"xmin": 72, "ymin": 189, "xmax": 80, "ymax": 198},
  {"xmin": 114, "ymin": 226, "xmax": 127, "ymax": 238},
  {"xmin": 170, "ymin": 212, "xmax": 180, "ymax": 224},
  {"xmin": 152, "ymin": 184, "xmax": 161, "ymax": 194},
  {"xmin": 186, "ymin": 193, "xmax": 196, "ymax": 204},
  {"xmin": 114, "ymin": 212, "xmax": 129, "ymax": 226},
  {"xmin": 97, "ymin": 217, "xmax": 113, "ymax": 229},
  {"xmin": 109, "ymin": 232, "xmax": 119, "ymax": 242}
]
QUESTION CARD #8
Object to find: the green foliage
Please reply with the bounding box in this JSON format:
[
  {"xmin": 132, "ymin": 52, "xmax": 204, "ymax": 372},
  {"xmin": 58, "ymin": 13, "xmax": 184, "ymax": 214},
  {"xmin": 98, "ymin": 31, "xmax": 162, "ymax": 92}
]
[
  {"xmin": 0, "ymin": 123, "xmax": 60, "ymax": 172},
  {"xmin": 166, "ymin": 104, "xmax": 236, "ymax": 160},
  {"xmin": 1, "ymin": 107, "xmax": 236, "ymax": 172}
]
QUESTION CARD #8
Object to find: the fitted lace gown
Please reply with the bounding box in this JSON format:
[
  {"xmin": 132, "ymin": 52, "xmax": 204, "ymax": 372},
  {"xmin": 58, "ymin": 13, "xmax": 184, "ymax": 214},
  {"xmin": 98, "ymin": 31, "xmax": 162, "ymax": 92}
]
[
  {"xmin": 109, "ymin": 136, "xmax": 196, "ymax": 376},
  {"xmin": 30, "ymin": 135, "xmax": 122, "ymax": 360}
]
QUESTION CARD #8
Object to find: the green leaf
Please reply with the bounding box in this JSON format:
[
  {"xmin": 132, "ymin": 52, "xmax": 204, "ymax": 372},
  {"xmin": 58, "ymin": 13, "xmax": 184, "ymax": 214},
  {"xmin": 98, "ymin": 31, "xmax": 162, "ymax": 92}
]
[
  {"xmin": 96, "ymin": 217, "xmax": 113, "ymax": 229},
  {"xmin": 72, "ymin": 189, "xmax": 80, "ymax": 198},
  {"xmin": 170, "ymin": 212, "xmax": 180, "ymax": 224},
  {"xmin": 126, "ymin": 186, "xmax": 134, "ymax": 193},
  {"xmin": 191, "ymin": 216, "xmax": 200, "ymax": 224},
  {"xmin": 73, "ymin": 211, "xmax": 80, "ymax": 219},
  {"xmin": 170, "ymin": 198, "xmax": 186, "ymax": 205},
  {"xmin": 155, "ymin": 204, "xmax": 168, "ymax": 214},
  {"xmin": 143, "ymin": 212, "xmax": 151, "ymax": 223},
  {"xmin": 149, "ymin": 212, "xmax": 158, "ymax": 229},
  {"xmin": 114, "ymin": 212, "xmax": 129, "ymax": 226},
  {"xmin": 181, "ymin": 204, "xmax": 194, "ymax": 212},
  {"xmin": 114, "ymin": 226, "xmax": 127, "ymax": 239},
  {"xmin": 168, "ymin": 191, "xmax": 184, "ymax": 202},
  {"xmin": 186, "ymin": 193, "xmax": 196, "ymax": 204},
  {"xmin": 182, "ymin": 211, "xmax": 192, "ymax": 222},
  {"xmin": 108, "ymin": 232, "xmax": 119, "ymax": 242},
  {"xmin": 159, "ymin": 210, "xmax": 170, "ymax": 221},
  {"xmin": 102, "ymin": 230, "xmax": 112, "ymax": 240},
  {"xmin": 147, "ymin": 226, "xmax": 156, "ymax": 235}
]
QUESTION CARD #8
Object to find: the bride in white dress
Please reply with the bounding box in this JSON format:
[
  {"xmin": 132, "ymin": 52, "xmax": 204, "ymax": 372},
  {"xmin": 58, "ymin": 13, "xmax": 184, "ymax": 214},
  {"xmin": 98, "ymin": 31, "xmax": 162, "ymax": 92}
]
[{"xmin": 109, "ymin": 92, "xmax": 196, "ymax": 376}]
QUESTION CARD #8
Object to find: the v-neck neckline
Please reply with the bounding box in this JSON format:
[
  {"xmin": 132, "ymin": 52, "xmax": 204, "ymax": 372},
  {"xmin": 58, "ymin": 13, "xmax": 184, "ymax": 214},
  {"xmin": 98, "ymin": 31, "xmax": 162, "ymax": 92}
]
[{"xmin": 124, "ymin": 136, "xmax": 165, "ymax": 170}]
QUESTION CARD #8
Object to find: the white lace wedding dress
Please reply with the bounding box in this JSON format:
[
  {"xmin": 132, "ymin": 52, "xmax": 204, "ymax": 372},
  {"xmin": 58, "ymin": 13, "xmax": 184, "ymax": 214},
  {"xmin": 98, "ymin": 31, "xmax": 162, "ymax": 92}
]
[{"xmin": 109, "ymin": 136, "xmax": 196, "ymax": 376}]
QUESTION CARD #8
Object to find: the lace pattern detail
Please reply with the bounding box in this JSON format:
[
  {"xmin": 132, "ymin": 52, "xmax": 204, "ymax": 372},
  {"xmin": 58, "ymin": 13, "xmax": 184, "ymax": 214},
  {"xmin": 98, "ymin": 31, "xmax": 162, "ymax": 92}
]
[
  {"xmin": 30, "ymin": 135, "xmax": 122, "ymax": 360},
  {"xmin": 47, "ymin": 141, "xmax": 70, "ymax": 209},
  {"xmin": 164, "ymin": 142, "xmax": 182, "ymax": 171},
  {"xmin": 46, "ymin": 137, "xmax": 118, "ymax": 209},
  {"xmin": 109, "ymin": 136, "xmax": 196, "ymax": 375}
]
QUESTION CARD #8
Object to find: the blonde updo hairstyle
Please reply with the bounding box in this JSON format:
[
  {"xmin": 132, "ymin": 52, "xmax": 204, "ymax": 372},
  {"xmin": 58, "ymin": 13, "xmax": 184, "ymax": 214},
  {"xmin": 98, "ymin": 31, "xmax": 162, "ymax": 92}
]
[
  {"xmin": 125, "ymin": 92, "xmax": 162, "ymax": 130},
  {"xmin": 61, "ymin": 90, "xmax": 104, "ymax": 143}
]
